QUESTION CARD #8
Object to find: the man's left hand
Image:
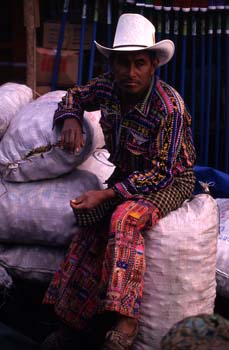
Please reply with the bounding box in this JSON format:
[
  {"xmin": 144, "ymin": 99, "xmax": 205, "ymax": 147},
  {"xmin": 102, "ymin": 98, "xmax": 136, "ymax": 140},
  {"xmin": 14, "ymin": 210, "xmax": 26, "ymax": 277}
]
[{"xmin": 70, "ymin": 188, "xmax": 117, "ymax": 210}]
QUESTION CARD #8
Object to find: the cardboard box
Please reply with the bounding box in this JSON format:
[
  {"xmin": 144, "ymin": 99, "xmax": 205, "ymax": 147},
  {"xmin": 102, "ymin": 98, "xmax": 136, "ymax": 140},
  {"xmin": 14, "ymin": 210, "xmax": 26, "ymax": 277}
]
[
  {"xmin": 35, "ymin": 85, "xmax": 51, "ymax": 97},
  {"xmin": 36, "ymin": 47, "xmax": 79, "ymax": 86},
  {"xmin": 43, "ymin": 21, "xmax": 92, "ymax": 50}
]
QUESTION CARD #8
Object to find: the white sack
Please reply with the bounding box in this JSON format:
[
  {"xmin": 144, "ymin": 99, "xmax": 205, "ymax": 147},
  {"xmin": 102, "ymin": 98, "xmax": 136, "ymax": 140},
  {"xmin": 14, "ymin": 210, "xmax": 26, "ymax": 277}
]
[
  {"xmin": 215, "ymin": 198, "xmax": 229, "ymax": 298},
  {"xmin": 0, "ymin": 82, "xmax": 33, "ymax": 139},
  {"xmin": 78, "ymin": 149, "xmax": 115, "ymax": 188},
  {"xmin": 0, "ymin": 168, "xmax": 101, "ymax": 246},
  {"xmin": 83, "ymin": 110, "xmax": 105, "ymax": 149},
  {"xmin": 0, "ymin": 244, "xmax": 65, "ymax": 284},
  {"xmin": 133, "ymin": 194, "xmax": 218, "ymax": 350},
  {"xmin": 0, "ymin": 90, "xmax": 104, "ymax": 182},
  {"xmin": 0, "ymin": 150, "xmax": 114, "ymax": 285},
  {"xmin": 37, "ymin": 91, "xmax": 105, "ymax": 149}
]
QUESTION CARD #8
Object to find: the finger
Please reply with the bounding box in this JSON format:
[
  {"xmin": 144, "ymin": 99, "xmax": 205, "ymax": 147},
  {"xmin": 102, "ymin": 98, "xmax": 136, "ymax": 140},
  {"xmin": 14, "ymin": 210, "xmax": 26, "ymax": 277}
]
[
  {"xmin": 73, "ymin": 202, "xmax": 87, "ymax": 210},
  {"xmin": 60, "ymin": 131, "xmax": 66, "ymax": 149},
  {"xmin": 71, "ymin": 194, "xmax": 85, "ymax": 204},
  {"xmin": 71, "ymin": 197, "xmax": 82, "ymax": 204},
  {"xmin": 72, "ymin": 131, "xmax": 80, "ymax": 154},
  {"xmin": 70, "ymin": 201, "xmax": 80, "ymax": 209},
  {"xmin": 70, "ymin": 129, "xmax": 79, "ymax": 154},
  {"xmin": 63, "ymin": 131, "xmax": 72, "ymax": 151},
  {"xmin": 74, "ymin": 133, "xmax": 84, "ymax": 154},
  {"xmin": 63, "ymin": 129, "xmax": 71, "ymax": 150},
  {"xmin": 80, "ymin": 133, "xmax": 85, "ymax": 147},
  {"xmin": 70, "ymin": 200, "xmax": 88, "ymax": 210}
]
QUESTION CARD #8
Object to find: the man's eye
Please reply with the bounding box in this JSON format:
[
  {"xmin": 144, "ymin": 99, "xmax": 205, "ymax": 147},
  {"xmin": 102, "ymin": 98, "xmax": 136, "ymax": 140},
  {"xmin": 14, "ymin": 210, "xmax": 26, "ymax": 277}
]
[{"xmin": 136, "ymin": 61, "xmax": 144, "ymax": 67}]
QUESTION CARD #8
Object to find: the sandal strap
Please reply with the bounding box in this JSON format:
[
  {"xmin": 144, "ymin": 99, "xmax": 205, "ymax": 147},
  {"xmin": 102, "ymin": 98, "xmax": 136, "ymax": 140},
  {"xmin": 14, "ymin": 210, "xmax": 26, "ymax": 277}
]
[{"xmin": 102, "ymin": 325, "xmax": 138, "ymax": 350}]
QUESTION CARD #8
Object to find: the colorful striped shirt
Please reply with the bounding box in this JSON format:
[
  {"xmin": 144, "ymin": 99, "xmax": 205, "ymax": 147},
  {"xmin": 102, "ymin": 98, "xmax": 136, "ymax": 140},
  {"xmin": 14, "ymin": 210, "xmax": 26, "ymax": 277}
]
[{"xmin": 53, "ymin": 72, "xmax": 196, "ymax": 199}]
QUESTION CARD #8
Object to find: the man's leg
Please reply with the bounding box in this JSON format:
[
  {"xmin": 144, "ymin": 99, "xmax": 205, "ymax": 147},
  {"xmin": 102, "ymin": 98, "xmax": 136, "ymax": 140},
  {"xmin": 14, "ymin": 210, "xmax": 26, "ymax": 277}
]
[
  {"xmin": 99, "ymin": 199, "xmax": 159, "ymax": 349},
  {"xmin": 43, "ymin": 223, "xmax": 110, "ymax": 331},
  {"xmin": 101, "ymin": 199, "xmax": 158, "ymax": 321}
]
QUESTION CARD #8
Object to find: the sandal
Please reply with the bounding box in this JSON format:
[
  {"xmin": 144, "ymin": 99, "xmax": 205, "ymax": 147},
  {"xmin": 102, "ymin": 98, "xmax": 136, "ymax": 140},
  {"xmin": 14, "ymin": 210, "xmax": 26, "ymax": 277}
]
[{"xmin": 101, "ymin": 323, "xmax": 138, "ymax": 350}]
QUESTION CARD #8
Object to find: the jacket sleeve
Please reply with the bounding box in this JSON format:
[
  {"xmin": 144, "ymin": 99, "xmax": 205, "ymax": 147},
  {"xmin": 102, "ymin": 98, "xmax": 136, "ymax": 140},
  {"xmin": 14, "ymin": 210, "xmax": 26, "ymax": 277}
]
[{"xmin": 53, "ymin": 78, "xmax": 100, "ymax": 127}]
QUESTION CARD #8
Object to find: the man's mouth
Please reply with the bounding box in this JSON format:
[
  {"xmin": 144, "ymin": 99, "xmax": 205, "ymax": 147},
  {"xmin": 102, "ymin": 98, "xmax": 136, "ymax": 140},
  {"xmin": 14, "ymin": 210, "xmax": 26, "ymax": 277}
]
[{"xmin": 122, "ymin": 80, "xmax": 139, "ymax": 87}]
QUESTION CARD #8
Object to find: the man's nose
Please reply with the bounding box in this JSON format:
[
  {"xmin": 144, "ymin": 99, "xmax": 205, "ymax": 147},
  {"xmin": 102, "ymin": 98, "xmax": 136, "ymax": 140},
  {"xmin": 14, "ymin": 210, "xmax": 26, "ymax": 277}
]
[{"xmin": 127, "ymin": 63, "xmax": 136, "ymax": 76}]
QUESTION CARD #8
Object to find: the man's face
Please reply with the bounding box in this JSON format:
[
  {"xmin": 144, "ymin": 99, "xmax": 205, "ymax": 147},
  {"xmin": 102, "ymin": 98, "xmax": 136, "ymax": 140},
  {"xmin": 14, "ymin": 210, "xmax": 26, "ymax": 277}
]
[{"xmin": 111, "ymin": 51, "xmax": 158, "ymax": 99}]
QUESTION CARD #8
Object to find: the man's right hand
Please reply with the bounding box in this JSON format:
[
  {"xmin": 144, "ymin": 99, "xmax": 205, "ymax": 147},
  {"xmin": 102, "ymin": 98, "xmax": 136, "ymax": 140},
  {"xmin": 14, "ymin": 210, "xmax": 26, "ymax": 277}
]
[{"xmin": 60, "ymin": 118, "xmax": 85, "ymax": 154}]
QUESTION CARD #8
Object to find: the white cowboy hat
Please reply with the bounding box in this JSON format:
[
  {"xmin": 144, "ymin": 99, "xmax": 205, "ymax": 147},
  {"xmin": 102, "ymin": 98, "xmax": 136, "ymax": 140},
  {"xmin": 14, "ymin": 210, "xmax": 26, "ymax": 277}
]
[
  {"xmin": 95, "ymin": 13, "xmax": 175, "ymax": 67},
  {"xmin": 95, "ymin": 13, "xmax": 175, "ymax": 66}
]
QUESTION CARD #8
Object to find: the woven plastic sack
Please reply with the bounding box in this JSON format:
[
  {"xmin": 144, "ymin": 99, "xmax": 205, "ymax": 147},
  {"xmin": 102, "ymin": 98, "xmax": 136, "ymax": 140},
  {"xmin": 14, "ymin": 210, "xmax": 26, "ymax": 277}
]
[
  {"xmin": 0, "ymin": 149, "xmax": 114, "ymax": 283},
  {"xmin": 83, "ymin": 110, "xmax": 105, "ymax": 149},
  {"xmin": 0, "ymin": 168, "xmax": 101, "ymax": 246},
  {"xmin": 215, "ymin": 198, "xmax": 229, "ymax": 298},
  {"xmin": 78, "ymin": 148, "xmax": 115, "ymax": 188},
  {"xmin": 0, "ymin": 90, "xmax": 103, "ymax": 182},
  {"xmin": 37, "ymin": 91, "xmax": 105, "ymax": 149},
  {"xmin": 0, "ymin": 82, "xmax": 33, "ymax": 139},
  {"xmin": 133, "ymin": 194, "xmax": 218, "ymax": 350},
  {"xmin": 0, "ymin": 244, "xmax": 65, "ymax": 284}
]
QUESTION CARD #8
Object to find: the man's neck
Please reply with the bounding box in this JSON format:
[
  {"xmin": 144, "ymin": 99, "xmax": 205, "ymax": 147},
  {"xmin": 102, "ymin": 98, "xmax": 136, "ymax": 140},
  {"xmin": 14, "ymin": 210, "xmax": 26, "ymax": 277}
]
[{"xmin": 120, "ymin": 78, "xmax": 154, "ymax": 111}]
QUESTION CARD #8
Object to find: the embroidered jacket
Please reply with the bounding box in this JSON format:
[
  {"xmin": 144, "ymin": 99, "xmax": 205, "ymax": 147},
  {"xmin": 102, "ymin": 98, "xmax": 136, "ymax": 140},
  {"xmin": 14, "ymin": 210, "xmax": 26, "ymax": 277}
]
[{"xmin": 53, "ymin": 72, "xmax": 196, "ymax": 199}]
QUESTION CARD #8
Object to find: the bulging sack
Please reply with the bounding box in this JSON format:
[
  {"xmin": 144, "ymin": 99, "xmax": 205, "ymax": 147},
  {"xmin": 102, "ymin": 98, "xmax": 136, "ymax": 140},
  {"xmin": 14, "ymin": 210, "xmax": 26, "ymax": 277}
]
[
  {"xmin": 133, "ymin": 194, "xmax": 218, "ymax": 350},
  {"xmin": 0, "ymin": 82, "xmax": 33, "ymax": 140},
  {"xmin": 0, "ymin": 244, "xmax": 65, "ymax": 284},
  {"xmin": 0, "ymin": 168, "xmax": 101, "ymax": 246},
  {"xmin": 0, "ymin": 149, "xmax": 115, "ymax": 285},
  {"xmin": 78, "ymin": 148, "xmax": 115, "ymax": 188},
  {"xmin": 215, "ymin": 198, "xmax": 229, "ymax": 298},
  {"xmin": 0, "ymin": 90, "xmax": 103, "ymax": 182}
]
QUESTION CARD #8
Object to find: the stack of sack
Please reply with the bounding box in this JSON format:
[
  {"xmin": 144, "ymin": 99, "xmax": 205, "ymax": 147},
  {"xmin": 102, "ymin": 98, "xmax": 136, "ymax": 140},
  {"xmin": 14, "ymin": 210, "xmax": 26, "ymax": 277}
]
[
  {"xmin": 0, "ymin": 86, "xmax": 114, "ymax": 286},
  {"xmin": 0, "ymin": 83, "xmax": 221, "ymax": 350}
]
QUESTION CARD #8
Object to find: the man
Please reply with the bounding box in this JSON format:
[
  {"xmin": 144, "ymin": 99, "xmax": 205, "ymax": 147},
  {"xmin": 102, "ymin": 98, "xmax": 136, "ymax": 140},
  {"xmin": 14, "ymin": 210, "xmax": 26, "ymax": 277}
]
[{"xmin": 42, "ymin": 13, "xmax": 196, "ymax": 350}]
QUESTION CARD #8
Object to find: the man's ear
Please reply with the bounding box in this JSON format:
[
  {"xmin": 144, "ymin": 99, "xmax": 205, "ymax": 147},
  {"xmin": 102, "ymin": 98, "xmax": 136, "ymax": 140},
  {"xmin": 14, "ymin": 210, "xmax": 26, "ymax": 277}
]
[
  {"xmin": 152, "ymin": 57, "xmax": 159, "ymax": 70},
  {"xmin": 150, "ymin": 57, "xmax": 159, "ymax": 76}
]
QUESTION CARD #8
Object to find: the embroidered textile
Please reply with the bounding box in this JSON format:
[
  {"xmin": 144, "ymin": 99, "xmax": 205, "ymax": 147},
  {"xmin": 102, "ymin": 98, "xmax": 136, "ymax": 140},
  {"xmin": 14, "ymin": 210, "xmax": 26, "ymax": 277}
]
[
  {"xmin": 43, "ymin": 199, "xmax": 159, "ymax": 330},
  {"xmin": 43, "ymin": 172, "xmax": 195, "ymax": 330},
  {"xmin": 53, "ymin": 74, "xmax": 196, "ymax": 200}
]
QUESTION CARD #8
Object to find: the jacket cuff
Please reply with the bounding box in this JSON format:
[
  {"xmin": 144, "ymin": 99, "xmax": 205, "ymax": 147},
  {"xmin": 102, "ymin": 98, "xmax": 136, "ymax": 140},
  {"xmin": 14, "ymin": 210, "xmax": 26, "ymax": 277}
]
[
  {"xmin": 53, "ymin": 112, "xmax": 83, "ymax": 128},
  {"xmin": 112, "ymin": 180, "xmax": 137, "ymax": 199}
]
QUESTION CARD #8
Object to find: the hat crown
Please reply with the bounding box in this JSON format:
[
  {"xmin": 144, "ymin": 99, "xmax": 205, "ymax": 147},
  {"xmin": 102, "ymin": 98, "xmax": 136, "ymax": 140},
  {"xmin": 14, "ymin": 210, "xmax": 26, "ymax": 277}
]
[
  {"xmin": 94, "ymin": 13, "xmax": 175, "ymax": 67},
  {"xmin": 113, "ymin": 13, "xmax": 156, "ymax": 49}
]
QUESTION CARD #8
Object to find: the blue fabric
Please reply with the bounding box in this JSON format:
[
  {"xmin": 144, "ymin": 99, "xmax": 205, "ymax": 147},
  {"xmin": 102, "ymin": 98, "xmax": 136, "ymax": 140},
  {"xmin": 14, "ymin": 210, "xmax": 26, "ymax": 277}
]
[{"xmin": 194, "ymin": 166, "xmax": 229, "ymax": 198}]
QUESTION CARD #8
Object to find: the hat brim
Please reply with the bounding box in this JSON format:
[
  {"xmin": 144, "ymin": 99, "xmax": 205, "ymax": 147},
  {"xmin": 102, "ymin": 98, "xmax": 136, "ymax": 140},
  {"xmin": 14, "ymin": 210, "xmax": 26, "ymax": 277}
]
[{"xmin": 94, "ymin": 39, "xmax": 175, "ymax": 67}]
